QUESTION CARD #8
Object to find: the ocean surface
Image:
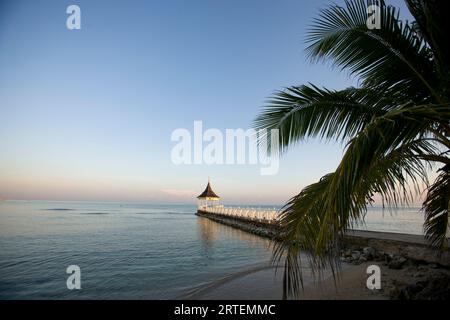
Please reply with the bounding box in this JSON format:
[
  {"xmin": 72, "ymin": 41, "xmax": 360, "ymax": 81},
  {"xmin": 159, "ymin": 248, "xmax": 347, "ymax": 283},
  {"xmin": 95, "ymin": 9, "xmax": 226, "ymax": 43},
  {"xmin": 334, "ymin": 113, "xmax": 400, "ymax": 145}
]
[{"xmin": 0, "ymin": 201, "xmax": 424, "ymax": 299}]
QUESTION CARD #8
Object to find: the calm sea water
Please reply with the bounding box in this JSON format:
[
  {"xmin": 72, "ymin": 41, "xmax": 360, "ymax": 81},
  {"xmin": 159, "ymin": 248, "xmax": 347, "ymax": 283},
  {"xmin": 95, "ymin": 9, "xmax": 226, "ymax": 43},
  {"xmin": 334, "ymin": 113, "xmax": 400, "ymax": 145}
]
[{"xmin": 0, "ymin": 201, "xmax": 424, "ymax": 299}]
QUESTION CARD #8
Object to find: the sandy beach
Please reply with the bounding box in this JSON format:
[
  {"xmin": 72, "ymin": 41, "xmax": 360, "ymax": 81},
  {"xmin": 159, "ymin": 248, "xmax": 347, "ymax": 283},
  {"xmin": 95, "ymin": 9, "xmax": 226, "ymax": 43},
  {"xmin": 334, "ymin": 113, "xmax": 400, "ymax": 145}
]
[
  {"xmin": 186, "ymin": 261, "xmax": 444, "ymax": 300},
  {"xmin": 186, "ymin": 262, "xmax": 379, "ymax": 300}
]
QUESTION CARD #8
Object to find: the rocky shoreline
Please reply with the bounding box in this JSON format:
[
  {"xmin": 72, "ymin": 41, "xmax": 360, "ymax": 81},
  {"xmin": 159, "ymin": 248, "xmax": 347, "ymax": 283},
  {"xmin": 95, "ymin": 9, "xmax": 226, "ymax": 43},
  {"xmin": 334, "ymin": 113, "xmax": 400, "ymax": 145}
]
[
  {"xmin": 196, "ymin": 211, "xmax": 284, "ymax": 240},
  {"xmin": 340, "ymin": 245, "xmax": 450, "ymax": 300}
]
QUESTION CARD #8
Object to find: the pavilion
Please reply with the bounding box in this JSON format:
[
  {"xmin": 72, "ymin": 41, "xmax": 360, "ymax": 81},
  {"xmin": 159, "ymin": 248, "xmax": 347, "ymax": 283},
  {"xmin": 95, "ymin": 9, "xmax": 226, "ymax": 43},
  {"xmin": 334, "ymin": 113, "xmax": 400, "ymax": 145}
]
[{"xmin": 197, "ymin": 180, "xmax": 220, "ymax": 210}]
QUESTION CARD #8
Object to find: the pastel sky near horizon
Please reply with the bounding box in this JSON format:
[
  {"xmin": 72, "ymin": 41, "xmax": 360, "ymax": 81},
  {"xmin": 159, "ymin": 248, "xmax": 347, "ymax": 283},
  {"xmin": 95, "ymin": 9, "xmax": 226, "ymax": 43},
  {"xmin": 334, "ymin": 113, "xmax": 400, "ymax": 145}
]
[{"xmin": 0, "ymin": 0, "xmax": 415, "ymax": 205}]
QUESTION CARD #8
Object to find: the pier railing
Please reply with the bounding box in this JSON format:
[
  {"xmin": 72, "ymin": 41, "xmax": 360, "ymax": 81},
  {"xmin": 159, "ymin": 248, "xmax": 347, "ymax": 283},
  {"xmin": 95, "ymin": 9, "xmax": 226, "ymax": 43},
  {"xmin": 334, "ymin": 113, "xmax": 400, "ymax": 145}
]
[{"xmin": 198, "ymin": 205, "xmax": 281, "ymax": 224}]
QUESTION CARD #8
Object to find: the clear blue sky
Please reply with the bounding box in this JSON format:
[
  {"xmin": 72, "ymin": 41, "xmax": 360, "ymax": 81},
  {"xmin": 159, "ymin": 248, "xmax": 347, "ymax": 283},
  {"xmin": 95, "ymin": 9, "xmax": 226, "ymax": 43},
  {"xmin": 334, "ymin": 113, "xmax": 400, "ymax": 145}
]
[{"xmin": 0, "ymin": 0, "xmax": 410, "ymax": 204}]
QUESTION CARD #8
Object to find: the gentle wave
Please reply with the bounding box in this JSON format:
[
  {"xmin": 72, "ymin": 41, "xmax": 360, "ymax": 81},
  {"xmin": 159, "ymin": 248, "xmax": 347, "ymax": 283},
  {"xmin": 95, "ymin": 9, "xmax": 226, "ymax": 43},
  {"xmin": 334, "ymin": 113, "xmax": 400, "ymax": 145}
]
[
  {"xmin": 178, "ymin": 262, "xmax": 280, "ymax": 299},
  {"xmin": 78, "ymin": 212, "xmax": 110, "ymax": 215}
]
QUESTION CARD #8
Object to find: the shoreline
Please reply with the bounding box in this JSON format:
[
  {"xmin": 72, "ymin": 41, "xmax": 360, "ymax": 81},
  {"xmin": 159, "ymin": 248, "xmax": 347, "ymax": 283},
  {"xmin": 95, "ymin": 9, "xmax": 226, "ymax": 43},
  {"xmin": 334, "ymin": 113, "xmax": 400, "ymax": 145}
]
[
  {"xmin": 180, "ymin": 262, "xmax": 277, "ymax": 300},
  {"xmin": 187, "ymin": 257, "xmax": 450, "ymax": 300},
  {"xmin": 194, "ymin": 212, "xmax": 450, "ymax": 300},
  {"xmin": 183, "ymin": 261, "xmax": 392, "ymax": 300}
]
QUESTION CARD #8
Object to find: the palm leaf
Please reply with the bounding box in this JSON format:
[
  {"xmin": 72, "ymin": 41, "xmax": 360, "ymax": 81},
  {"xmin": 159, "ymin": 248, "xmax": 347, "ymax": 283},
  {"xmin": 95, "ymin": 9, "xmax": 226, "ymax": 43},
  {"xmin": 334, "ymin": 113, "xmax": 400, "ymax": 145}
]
[
  {"xmin": 254, "ymin": 85, "xmax": 398, "ymax": 151},
  {"xmin": 405, "ymin": 0, "xmax": 450, "ymax": 86},
  {"xmin": 423, "ymin": 164, "xmax": 450, "ymax": 249},
  {"xmin": 273, "ymin": 104, "xmax": 450, "ymax": 298},
  {"xmin": 275, "ymin": 139, "xmax": 435, "ymax": 298},
  {"xmin": 306, "ymin": 0, "xmax": 437, "ymax": 103}
]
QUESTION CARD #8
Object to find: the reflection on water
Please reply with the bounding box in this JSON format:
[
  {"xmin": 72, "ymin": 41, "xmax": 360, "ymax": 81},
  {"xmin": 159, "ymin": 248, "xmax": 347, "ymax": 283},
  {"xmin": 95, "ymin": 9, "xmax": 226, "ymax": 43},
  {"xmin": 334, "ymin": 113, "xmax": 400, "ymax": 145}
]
[
  {"xmin": 198, "ymin": 217, "xmax": 218, "ymax": 253},
  {"xmin": 197, "ymin": 216, "xmax": 273, "ymax": 253}
]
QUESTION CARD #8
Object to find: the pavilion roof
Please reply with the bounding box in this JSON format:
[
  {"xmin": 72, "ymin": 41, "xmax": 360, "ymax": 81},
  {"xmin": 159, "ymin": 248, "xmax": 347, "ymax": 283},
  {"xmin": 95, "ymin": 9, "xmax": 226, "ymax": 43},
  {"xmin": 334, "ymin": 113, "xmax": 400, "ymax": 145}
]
[{"xmin": 197, "ymin": 182, "xmax": 220, "ymax": 199}]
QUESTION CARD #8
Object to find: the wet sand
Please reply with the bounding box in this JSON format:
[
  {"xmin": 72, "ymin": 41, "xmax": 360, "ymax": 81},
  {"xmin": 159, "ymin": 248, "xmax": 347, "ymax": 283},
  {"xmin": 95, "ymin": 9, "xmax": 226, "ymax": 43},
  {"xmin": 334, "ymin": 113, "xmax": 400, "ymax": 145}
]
[{"xmin": 187, "ymin": 262, "xmax": 392, "ymax": 300}]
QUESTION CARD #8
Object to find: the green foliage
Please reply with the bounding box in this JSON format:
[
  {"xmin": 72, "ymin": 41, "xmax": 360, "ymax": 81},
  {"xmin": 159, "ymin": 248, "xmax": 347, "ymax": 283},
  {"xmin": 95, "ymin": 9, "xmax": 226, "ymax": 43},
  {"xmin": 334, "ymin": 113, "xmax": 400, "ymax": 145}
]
[{"xmin": 254, "ymin": 0, "xmax": 450, "ymax": 298}]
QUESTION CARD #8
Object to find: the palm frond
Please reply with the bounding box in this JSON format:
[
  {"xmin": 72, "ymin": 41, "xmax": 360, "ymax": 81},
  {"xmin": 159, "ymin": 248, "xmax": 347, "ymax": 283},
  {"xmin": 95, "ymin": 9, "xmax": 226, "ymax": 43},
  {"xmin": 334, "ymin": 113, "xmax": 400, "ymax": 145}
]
[
  {"xmin": 273, "ymin": 103, "xmax": 450, "ymax": 297},
  {"xmin": 254, "ymin": 85, "xmax": 397, "ymax": 152},
  {"xmin": 423, "ymin": 164, "xmax": 450, "ymax": 249},
  {"xmin": 405, "ymin": 0, "xmax": 450, "ymax": 86},
  {"xmin": 306, "ymin": 0, "xmax": 437, "ymax": 102},
  {"xmin": 275, "ymin": 137, "xmax": 434, "ymax": 298}
]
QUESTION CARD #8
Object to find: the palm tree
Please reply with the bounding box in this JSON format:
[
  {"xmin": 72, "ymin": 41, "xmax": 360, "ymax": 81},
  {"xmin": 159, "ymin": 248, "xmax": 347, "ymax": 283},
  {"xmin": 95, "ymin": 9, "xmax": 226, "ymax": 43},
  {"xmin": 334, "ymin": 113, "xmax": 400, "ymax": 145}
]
[{"xmin": 254, "ymin": 0, "xmax": 449, "ymax": 298}]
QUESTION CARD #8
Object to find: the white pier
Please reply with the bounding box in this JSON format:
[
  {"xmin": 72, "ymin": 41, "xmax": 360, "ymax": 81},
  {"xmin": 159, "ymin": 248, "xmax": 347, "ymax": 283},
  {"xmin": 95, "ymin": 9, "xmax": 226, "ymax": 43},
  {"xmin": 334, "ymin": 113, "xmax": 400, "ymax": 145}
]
[{"xmin": 198, "ymin": 205, "xmax": 280, "ymax": 224}]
